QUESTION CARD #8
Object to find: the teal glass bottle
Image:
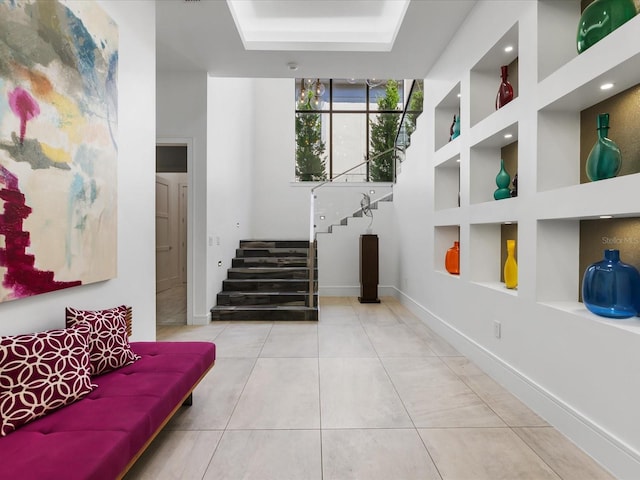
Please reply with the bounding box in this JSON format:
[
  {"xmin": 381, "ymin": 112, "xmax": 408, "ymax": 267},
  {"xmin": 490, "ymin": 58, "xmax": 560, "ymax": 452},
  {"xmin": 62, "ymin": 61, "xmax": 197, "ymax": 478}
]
[
  {"xmin": 586, "ymin": 113, "xmax": 621, "ymax": 181},
  {"xmin": 577, "ymin": 0, "xmax": 637, "ymax": 53},
  {"xmin": 451, "ymin": 114, "xmax": 460, "ymax": 140},
  {"xmin": 494, "ymin": 159, "xmax": 511, "ymax": 200}
]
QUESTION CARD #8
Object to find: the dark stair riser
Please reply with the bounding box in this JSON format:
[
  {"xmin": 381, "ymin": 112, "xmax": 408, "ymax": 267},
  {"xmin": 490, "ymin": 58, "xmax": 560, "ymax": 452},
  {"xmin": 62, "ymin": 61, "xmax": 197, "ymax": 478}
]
[
  {"xmin": 211, "ymin": 307, "xmax": 318, "ymax": 321},
  {"xmin": 216, "ymin": 292, "xmax": 315, "ymax": 306},
  {"xmin": 236, "ymin": 248, "xmax": 310, "ymax": 258},
  {"xmin": 239, "ymin": 240, "xmax": 311, "ymax": 249},
  {"xmin": 232, "ymin": 257, "xmax": 309, "ymax": 268},
  {"xmin": 222, "ymin": 279, "xmax": 314, "ymax": 292},
  {"xmin": 228, "ymin": 268, "xmax": 315, "ymax": 280}
]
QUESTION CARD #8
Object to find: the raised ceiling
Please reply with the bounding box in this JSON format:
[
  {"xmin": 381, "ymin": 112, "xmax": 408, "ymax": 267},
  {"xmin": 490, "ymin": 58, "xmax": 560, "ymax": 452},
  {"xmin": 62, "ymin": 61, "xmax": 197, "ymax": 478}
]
[
  {"xmin": 226, "ymin": 0, "xmax": 410, "ymax": 52},
  {"xmin": 156, "ymin": 0, "xmax": 477, "ymax": 79}
]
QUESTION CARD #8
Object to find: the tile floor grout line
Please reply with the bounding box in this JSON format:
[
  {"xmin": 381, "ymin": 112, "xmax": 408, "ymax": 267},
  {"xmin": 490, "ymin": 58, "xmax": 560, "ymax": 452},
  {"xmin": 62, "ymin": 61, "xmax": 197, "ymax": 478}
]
[{"xmin": 510, "ymin": 426, "xmax": 565, "ymax": 480}]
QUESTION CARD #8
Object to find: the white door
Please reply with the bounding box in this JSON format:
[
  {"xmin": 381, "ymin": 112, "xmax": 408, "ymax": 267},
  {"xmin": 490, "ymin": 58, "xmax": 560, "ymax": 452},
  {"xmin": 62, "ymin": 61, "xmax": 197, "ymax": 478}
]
[
  {"xmin": 179, "ymin": 183, "xmax": 188, "ymax": 284},
  {"xmin": 156, "ymin": 176, "xmax": 172, "ymax": 292}
]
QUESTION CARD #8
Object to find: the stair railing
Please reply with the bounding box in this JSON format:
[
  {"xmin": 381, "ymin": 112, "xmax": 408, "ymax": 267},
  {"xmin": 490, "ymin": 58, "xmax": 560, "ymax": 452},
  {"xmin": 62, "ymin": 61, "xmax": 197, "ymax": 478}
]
[{"xmin": 306, "ymin": 146, "xmax": 403, "ymax": 308}]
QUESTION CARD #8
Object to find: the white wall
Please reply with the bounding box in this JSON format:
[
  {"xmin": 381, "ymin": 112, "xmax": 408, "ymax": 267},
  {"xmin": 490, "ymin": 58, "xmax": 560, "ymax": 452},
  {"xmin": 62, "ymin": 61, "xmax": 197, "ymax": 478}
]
[
  {"xmin": 206, "ymin": 77, "xmax": 255, "ymax": 309},
  {"xmin": 156, "ymin": 71, "xmax": 208, "ymax": 323},
  {"xmin": 393, "ymin": 1, "xmax": 640, "ymax": 477},
  {"xmin": 249, "ymin": 78, "xmax": 309, "ymax": 239},
  {"xmin": 0, "ymin": 1, "xmax": 157, "ymax": 340}
]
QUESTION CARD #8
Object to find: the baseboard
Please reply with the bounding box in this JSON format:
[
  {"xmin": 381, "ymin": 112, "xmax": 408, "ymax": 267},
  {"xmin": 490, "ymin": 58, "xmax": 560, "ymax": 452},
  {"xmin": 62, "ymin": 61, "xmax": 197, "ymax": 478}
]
[
  {"xmin": 190, "ymin": 312, "xmax": 211, "ymax": 326},
  {"xmin": 395, "ymin": 287, "xmax": 640, "ymax": 479},
  {"xmin": 319, "ymin": 285, "xmax": 398, "ymax": 298}
]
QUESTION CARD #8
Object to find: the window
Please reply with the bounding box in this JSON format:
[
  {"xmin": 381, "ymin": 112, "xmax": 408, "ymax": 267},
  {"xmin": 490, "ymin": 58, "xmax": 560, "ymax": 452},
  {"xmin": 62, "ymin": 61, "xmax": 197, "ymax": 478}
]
[{"xmin": 295, "ymin": 79, "xmax": 404, "ymax": 182}]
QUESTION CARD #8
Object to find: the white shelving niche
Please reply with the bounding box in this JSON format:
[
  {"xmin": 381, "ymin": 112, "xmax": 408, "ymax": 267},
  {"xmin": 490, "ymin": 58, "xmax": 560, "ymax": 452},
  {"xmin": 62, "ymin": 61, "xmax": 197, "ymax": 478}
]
[
  {"xmin": 469, "ymin": 121, "xmax": 519, "ymax": 206},
  {"xmin": 434, "ymin": 82, "xmax": 461, "ymax": 152},
  {"xmin": 434, "ymin": 154, "xmax": 460, "ymax": 212},
  {"xmin": 469, "ymin": 221, "xmax": 518, "ymax": 296},
  {"xmin": 434, "ymin": 225, "xmax": 460, "ymax": 277},
  {"xmin": 470, "ymin": 22, "xmax": 519, "ymax": 127}
]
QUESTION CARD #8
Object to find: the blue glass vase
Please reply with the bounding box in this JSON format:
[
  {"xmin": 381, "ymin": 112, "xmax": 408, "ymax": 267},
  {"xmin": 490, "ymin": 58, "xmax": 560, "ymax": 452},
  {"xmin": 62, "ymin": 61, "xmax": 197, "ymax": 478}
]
[{"xmin": 582, "ymin": 249, "xmax": 640, "ymax": 319}]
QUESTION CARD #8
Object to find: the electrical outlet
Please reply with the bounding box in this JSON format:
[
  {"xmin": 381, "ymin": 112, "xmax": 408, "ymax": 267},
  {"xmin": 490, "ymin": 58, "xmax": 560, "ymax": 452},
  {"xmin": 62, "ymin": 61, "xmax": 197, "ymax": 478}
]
[{"xmin": 493, "ymin": 320, "xmax": 501, "ymax": 339}]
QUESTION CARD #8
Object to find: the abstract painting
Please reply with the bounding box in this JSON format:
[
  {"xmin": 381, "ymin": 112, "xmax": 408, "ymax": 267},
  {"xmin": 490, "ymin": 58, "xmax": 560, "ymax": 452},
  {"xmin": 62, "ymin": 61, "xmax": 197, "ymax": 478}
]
[{"xmin": 0, "ymin": 0, "xmax": 118, "ymax": 302}]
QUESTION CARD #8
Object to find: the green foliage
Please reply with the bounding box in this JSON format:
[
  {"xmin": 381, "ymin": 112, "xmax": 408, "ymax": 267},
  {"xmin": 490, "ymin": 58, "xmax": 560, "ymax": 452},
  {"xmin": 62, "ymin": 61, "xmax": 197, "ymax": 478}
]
[
  {"xmin": 406, "ymin": 88, "xmax": 424, "ymax": 137},
  {"xmin": 295, "ymin": 96, "xmax": 327, "ymax": 181},
  {"xmin": 369, "ymin": 80, "xmax": 401, "ymax": 182}
]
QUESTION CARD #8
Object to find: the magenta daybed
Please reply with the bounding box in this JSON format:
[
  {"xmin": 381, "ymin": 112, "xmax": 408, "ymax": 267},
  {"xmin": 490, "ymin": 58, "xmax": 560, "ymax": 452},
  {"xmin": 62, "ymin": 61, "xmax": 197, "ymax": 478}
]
[{"xmin": 0, "ymin": 307, "xmax": 215, "ymax": 480}]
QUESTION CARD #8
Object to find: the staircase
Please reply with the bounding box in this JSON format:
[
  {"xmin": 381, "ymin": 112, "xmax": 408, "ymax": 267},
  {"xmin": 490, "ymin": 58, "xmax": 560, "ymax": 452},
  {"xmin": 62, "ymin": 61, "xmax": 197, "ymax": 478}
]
[
  {"xmin": 210, "ymin": 240, "xmax": 318, "ymax": 321},
  {"xmin": 323, "ymin": 191, "xmax": 393, "ymax": 234}
]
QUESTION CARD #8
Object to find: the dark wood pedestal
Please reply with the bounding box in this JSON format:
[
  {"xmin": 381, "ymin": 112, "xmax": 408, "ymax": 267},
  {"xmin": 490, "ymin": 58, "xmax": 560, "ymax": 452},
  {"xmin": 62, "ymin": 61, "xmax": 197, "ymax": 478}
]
[{"xmin": 359, "ymin": 234, "xmax": 380, "ymax": 303}]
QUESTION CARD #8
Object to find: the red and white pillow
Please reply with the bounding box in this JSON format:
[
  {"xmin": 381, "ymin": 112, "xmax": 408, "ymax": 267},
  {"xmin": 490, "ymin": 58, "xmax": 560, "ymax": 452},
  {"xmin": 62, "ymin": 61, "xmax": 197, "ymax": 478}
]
[
  {"xmin": 65, "ymin": 305, "xmax": 140, "ymax": 376},
  {"xmin": 0, "ymin": 324, "xmax": 96, "ymax": 436}
]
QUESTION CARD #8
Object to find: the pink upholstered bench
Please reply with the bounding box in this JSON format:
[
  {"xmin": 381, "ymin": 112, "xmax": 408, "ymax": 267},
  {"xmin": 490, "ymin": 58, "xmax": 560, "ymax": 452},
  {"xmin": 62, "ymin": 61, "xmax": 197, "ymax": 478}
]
[{"xmin": 0, "ymin": 341, "xmax": 215, "ymax": 480}]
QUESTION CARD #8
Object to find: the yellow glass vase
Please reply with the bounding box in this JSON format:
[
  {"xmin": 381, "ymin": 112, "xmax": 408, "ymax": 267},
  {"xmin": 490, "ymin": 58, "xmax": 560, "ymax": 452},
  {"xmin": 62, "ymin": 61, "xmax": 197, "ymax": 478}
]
[{"xmin": 504, "ymin": 239, "xmax": 518, "ymax": 289}]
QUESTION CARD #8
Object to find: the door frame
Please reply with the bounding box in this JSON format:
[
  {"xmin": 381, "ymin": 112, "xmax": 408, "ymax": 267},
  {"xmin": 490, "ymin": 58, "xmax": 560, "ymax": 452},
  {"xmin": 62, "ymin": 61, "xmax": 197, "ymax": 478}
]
[{"xmin": 156, "ymin": 137, "xmax": 195, "ymax": 324}]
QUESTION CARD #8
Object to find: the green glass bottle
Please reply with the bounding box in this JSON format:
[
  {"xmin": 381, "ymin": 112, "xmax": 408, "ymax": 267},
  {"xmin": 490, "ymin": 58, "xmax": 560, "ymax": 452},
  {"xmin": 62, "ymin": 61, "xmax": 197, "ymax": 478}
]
[
  {"xmin": 577, "ymin": 0, "xmax": 637, "ymax": 53},
  {"xmin": 494, "ymin": 159, "xmax": 511, "ymax": 200},
  {"xmin": 586, "ymin": 113, "xmax": 622, "ymax": 181}
]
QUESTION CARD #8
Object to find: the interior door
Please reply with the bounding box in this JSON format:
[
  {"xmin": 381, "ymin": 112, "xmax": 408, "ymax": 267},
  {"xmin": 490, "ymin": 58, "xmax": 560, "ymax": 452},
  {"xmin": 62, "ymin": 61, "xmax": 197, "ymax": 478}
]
[
  {"xmin": 156, "ymin": 176, "xmax": 172, "ymax": 292},
  {"xmin": 179, "ymin": 183, "xmax": 188, "ymax": 284}
]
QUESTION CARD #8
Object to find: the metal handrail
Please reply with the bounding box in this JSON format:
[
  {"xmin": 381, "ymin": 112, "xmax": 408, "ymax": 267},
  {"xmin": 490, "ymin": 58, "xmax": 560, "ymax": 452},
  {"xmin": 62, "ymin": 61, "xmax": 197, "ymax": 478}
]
[{"xmin": 310, "ymin": 146, "xmax": 401, "ymax": 193}]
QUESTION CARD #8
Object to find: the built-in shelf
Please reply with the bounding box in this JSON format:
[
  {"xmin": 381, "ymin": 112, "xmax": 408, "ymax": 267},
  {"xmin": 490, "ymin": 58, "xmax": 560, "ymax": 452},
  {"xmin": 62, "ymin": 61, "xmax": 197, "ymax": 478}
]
[
  {"xmin": 470, "ymin": 124, "xmax": 518, "ymax": 205},
  {"xmin": 470, "ymin": 22, "xmax": 519, "ymax": 127},
  {"xmin": 435, "ymin": 155, "xmax": 460, "ymax": 211},
  {"xmin": 537, "ymin": 13, "xmax": 640, "ymax": 111},
  {"xmin": 537, "ymin": 82, "xmax": 640, "ymax": 193},
  {"xmin": 470, "ymin": 222, "xmax": 518, "ymax": 293},
  {"xmin": 434, "ymin": 82, "xmax": 461, "ymax": 152},
  {"xmin": 434, "ymin": 225, "xmax": 460, "ymax": 275}
]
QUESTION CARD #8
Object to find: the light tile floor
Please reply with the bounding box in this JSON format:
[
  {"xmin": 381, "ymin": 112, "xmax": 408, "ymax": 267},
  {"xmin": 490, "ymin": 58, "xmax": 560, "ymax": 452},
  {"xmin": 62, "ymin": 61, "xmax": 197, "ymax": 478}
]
[{"xmin": 125, "ymin": 297, "xmax": 615, "ymax": 480}]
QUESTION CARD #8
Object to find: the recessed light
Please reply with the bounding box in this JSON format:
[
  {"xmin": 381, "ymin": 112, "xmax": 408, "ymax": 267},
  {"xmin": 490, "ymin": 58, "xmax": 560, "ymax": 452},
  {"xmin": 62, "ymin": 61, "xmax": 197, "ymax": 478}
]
[
  {"xmin": 599, "ymin": 215, "xmax": 613, "ymax": 219},
  {"xmin": 504, "ymin": 133, "xmax": 513, "ymax": 139},
  {"xmin": 319, "ymin": 215, "xmax": 326, "ymax": 220},
  {"xmin": 600, "ymin": 83, "xmax": 614, "ymax": 90},
  {"xmin": 504, "ymin": 221, "xmax": 513, "ymax": 225},
  {"xmin": 287, "ymin": 62, "xmax": 298, "ymax": 71},
  {"xmin": 456, "ymin": 158, "xmax": 461, "ymax": 163},
  {"xmin": 457, "ymin": 93, "xmax": 461, "ymax": 98},
  {"xmin": 504, "ymin": 45, "xmax": 514, "ymax": 52},
  {"xmin": 369, "ymin": 190, "xmax": 375, "ymax": 195}
]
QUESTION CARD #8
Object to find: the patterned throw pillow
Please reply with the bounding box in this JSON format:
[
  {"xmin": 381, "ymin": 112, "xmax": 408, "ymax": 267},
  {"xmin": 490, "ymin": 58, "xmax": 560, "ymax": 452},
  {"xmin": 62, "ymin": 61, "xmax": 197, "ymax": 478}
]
[
  {"xmin": 65, "ymin": 305, "xmax": 140, "ymax": 376},
  {"xmin": 0, "ymin": 324, "xmax": 96, "ymax": 436}
]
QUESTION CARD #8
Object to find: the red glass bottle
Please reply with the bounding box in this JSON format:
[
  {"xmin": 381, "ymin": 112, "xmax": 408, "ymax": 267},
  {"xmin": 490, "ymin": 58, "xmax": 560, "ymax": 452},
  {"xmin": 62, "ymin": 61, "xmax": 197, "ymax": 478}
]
[
  {"xmin": 445, "ymin": 241, "xmax": 460, "ymax": 275},
  {"xmin": 495, "ymin": 65, "xmax": 514, "ymax": 110}
]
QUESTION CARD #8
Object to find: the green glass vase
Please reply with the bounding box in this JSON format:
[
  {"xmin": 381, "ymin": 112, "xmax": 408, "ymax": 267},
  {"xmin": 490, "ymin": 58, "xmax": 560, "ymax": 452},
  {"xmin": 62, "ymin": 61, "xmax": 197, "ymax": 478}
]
[
  {"xmin": 494, "ymin": 159, "xmax": 511, "ymax": 200},
  {"xmin": 577, "ymin": 0, "xmax": 637, "ymax": 53},
  {"xmin": 586, "ymin": 113, "xmax": 622, "ymax": 181}
]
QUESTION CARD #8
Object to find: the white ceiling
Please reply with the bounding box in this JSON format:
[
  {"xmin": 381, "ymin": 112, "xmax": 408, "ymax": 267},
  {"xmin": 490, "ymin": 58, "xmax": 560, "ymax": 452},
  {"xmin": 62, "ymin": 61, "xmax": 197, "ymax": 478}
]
[{"xmin": 156, "ymin": 0, "xmax": 477, "ymax": 79}]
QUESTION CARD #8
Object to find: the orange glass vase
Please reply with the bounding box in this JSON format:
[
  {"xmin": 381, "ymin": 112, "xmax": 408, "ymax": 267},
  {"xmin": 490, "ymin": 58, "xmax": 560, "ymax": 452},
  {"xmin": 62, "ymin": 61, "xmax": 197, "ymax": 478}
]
[{"xmin": 445, "ymin": 241, "xmax": 460, "ymax": 275}]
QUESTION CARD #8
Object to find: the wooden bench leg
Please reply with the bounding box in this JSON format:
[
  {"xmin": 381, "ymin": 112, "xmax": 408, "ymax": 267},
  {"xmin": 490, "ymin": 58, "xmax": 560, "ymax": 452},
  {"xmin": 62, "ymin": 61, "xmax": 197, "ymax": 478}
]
[{"xmin": 182, "ymin": 393, "xmax": 193, "ymax": 406}]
